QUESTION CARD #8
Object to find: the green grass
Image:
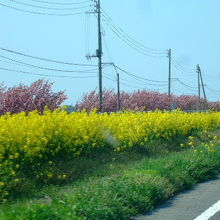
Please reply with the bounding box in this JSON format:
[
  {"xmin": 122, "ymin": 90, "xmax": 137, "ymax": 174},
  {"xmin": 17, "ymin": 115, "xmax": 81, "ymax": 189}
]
[{"xmin": 1, "ymin": 144, "xmax": 220, "ymax": 220}]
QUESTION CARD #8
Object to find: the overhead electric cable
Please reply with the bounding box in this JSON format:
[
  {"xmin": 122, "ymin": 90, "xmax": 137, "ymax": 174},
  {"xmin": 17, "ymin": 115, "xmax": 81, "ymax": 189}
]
[
  {"xmin": 0, "ymin": 59, "xmax": 24, "ymax": 66},
  {"xmin": 103, "ymin": 73, "xmax": 145, "ymax": 90},
  {"xmin": 0, "ymin": 47, "xmax": 96, "ymax": 66},
  {"xmin": 101, "ymin": 8, "xmax": 166, "ymax": 54},
  {"xmin": 120, "ymin": 76, "xmax": 168, "ymax": 87},
  {"xmin": 205, "ymin": 86, "xmax": 220, "ymax": 93},
  {"xmin": 31, "ymin": 0, "xmax": 91, "ymax": 5},
  {"xmin": 115, "ymin": 65, "xmax": 168, "ymax": 83},
  {"xmin": 6, "ymin": 0, "xmax": 92, "ymax": 10},
  {"xmin": 119, "ymin": 77, "xmax": 168, "ymax": 88},
  {"xmin": 101, "ymin": 15, "xmax": 166, "ymax": 58},
  {"xmin": 0, "ymin": 54, "xmax": 98, "ymax": 73},
  {"xmin": 120, "ymin": 81, "xmax": 145, "ymax": 90},
  {"xmin": 103, "ymin": 75, "xmax": 116, "ymax": 82},
  {"xmin": 102, "ymin": 32, "xmax": 114, "ymax": 63},
  {"xmin": 175, "ymin": 78, "xmax": 197, "ymax": 90},
  {"xmin": 172, "ymin": 57, "xmax": 195, "ymax": 73},
  {"xmin": 172, "ymin": 87, "xmax": 195, "ymax": 96},
  {"xmin": 0, "ymin": 67, "xmax": 97, "ymax": 79},
  {"xmin": 172, "ymin": 62, "xmax": 195, "ymax": 77},
  {"xmin": 0, "ymin": 2, "xmax": 87, "ymax": 16}
]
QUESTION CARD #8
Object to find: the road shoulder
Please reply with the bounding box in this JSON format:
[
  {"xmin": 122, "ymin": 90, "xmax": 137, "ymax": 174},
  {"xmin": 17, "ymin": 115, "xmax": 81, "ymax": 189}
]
[{"xmin": 133, "ymin": 177, "xmax": 220, "ymax": 220}]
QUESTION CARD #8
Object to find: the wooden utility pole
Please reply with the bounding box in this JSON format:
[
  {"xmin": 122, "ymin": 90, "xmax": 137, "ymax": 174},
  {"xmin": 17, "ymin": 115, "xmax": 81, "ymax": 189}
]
[
  {"xmin": 198, "ymin": 65, "xmax": 206, "ymax": 100},
  {"xmin": 196, "ymin": 64, "xmax": 201, "ymax": 111},
  {"xmin": 168, "ymin": 49, "xmax": 172, "ymax": 97},
  {"xmin": 96, "ymin": 0, "xmax": 103, "ymax": 112},
  {"xmin": 113, "ymin": 64, "xmax": 121, "ymax": 111},
  {"xmin": 197, "ymin": 64, "xmax": 201, "ymax": 99},
  {"xmin": 87, "ymin": 1, "xmax": 103, "ymax": 111},
  {"xmin": 102, "ymin": 62, "xmax": 121, "ymax": 111}
]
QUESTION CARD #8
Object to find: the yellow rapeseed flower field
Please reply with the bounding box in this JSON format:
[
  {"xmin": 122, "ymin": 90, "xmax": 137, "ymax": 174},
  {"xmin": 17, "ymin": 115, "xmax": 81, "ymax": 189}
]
[{"xmin": 1, "ymin": 109, "xmax": 220, "ymax": 202}]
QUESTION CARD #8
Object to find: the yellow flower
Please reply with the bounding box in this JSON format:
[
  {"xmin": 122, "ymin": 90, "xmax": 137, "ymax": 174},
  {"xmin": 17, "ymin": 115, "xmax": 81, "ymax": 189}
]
[
  {"xmin": 188, "ymin": 142, "xmax": 194, "ymax": 146},
  {"xmin": 47, "ymin": 173, "xmax": 53, "ymax": 178}
]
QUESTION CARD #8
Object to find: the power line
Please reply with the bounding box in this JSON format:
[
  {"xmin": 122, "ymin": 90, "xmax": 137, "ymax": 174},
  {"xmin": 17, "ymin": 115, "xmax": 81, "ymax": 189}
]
[
  {"xmin": 120, "ymin": 81, "xmax": 145, "ymax": 90},
  {"xmin": 102, "ymin": 32, "xmax": 114, "ymax": 63},
  {"xmin": 103, "ymin": 74, "xmax": 116, "ymax": 82},
  {"xmin": 101, "ymin": 16, "xmax": 166, "ymax": 58},
  {"xmin": 0, "ymin": 2, "xmax": 88, "ymax": 16},
  {"xmin": 0, "ymin": 47, "xmax": 96, "ymax": 66},
  {"xmin": 172, "ymin": 87, "xmax": 195, "ymax": 96},
  {"xmin": 205, "ymin": 86, "xmax": 220, "ymax": 93},
  {"xmin": 103, "ymin": 73, "xmax": 146, "ymax": 90},
  {"xmin": 104, "ymin": 76, "xmax": 143, "ymax": 94},
  {"xmin": 6, "ymin": 0, "xmax": 92, "ymax": 10},
  {"xmin": 172, "ymin": 57, "xmax": 194, "ymax": 72},
  {"xmin": 172, "ymin": 62, "xmax": 196, "ymax": 79},
  {"xmin": 119, "ymin": 76, "xmax": 168, "ymax": 88},
  {"xmin": 174, "ymin": 78, "xmax": 197, "ymax": 90},
  {"xmin": 172, "ymin": 57, "xmax": 195, "ymax": 74},
  {"xmin": 101, "ymin": 13, "xmax": 166, "ymax": 58},
  {"xmin": 104, "ymin": 71, "xmax": 151, "ymax": 87},
  {"xmin": 0, "ymin": 54, "xmax": 98, "ymax": 73},
  {"xmin": 1, "ymin": 1, "xmax": 213, "ymax": 102},
  {"xmin": 0, "ymin": 67, "xmax": 97, "ymax": 79},
  {"xmin": 31, "ymin": 0, "xmax": 91, "ymax": 6},
  {"xmin": 104, "ymin": 72, "xmax": 195, "ymax": 95},
  {"xmin": 0, "ymin": 59, "xmax": 24, "ymax": 66},
  {"xmin": 172, "ymin": 61, "xmax": 192, "ymax": 75},
  {"xmin": 101, "ymin": 8, "xmax": 166, "ymax": 54},
  {"xmin": 115, "ymin": 65, "xmax": 168, "ymax": 84}
]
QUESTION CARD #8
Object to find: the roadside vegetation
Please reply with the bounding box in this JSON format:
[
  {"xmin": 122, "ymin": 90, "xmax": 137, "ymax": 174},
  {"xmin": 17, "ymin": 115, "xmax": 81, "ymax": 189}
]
[
  {"xmin": 1, "ymin": 135, "xmax": 220, "ymax": 220},
  {"xmin": 1, "ymin": 81, "xmax": 220, "ymax": 219},
  {"xmin": 1, "ymin": 109, "xmax": 220, "ymax": 219}
]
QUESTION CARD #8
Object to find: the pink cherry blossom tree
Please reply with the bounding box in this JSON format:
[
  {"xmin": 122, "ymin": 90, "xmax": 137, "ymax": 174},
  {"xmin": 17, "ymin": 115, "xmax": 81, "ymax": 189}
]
[
  {"xmin": 0, "ymin": 79, "xmax": 67, "ymax": 115},
  {"xmin": 76, "ymin": 89, "xmax": 213, "ymax": 112}
]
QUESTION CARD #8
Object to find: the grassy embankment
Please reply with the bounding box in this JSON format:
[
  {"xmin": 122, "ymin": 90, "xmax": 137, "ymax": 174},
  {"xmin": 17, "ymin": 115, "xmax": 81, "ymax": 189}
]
[{"xmin": 1, "ymin": 130, "xmax": 220, "ymax": 220}]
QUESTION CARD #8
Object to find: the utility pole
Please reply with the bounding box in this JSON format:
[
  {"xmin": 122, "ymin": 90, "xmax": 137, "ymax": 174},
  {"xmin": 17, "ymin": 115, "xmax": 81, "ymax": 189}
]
[
  {"xmin": 103, "ymin": 62, "xmax": 121, "ymax": 112},
  {"xmin": 198, "ymin": 65, "xmax": 206, "ymax": 100},
  {"xmin": 88, "ymin": 0, "xmax": 103, "ymax": 112},
  {"xmin": 97, "ymin": 0, "xmax": 103, "ymax": 112},
  {"xmin": 113, "ymin": 64, "xmax": 121, "ymax": 111},
  {"xmin": 168, "ymin": 49, "xmax": 172, "ymax": 97},
  {"xmin": 197, "ymin": 64, "xmax": 201, "ymax": 99},
  {"xmin": 86, "ymin": 1, "xmax": 103, "ymax": 112},
  {"xmin": 197, "ymin": 64, "xmax": 201, "ymax": 111}
]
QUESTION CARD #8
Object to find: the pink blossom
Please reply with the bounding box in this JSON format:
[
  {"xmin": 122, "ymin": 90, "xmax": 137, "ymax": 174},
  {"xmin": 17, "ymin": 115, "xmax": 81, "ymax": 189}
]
[
  {"xmin": 0, "ymin": 79, "xmax": 67, "ymax": 115},
  {"xmin": 76, "ymin": 89, "xmax": 212, "ymax": 112}
]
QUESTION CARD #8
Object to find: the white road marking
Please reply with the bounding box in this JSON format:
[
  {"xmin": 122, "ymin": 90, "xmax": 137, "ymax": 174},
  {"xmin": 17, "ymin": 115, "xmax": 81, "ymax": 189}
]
[{"xmin": 194, "ymin": 200, "xmax": 220, "ymax": 220}]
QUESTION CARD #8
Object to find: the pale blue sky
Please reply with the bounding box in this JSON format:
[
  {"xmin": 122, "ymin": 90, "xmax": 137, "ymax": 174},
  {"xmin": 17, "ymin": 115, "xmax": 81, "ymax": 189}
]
[{"xmin": 0, "ymin": 0, "xmax": 220, "ymax": 104}]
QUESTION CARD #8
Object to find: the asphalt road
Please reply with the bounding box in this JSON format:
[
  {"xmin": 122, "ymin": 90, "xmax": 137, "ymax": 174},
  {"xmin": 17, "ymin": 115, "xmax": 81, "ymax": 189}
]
[
  {"xmin": 133, "ymin": 177, "xmax": 220, "ymax": 220},
  {"xmin": 210, "ymin": 212, "xmax": 220, "ymax": 220}
]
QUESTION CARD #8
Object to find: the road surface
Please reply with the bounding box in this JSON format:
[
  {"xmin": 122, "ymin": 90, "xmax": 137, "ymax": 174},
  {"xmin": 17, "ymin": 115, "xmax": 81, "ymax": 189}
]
[{"xmin": 133, "ymin": 177, "xmax": 220, "ymax": 220}]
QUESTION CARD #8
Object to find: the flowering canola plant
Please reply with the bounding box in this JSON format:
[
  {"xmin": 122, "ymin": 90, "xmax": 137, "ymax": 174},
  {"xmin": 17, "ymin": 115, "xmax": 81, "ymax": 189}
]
[{"xmin": 1, "ymin": 109, "xmax": 220, "ymax": 202}]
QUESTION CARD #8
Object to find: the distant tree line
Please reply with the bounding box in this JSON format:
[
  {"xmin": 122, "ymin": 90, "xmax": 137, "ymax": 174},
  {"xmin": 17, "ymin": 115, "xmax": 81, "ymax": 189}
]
[
  {"xmin": 0, "ymin": 80, "xmax": 220, "ymax": 115},
  {"xmin": 76, "ymin": 89, "xmax": 220, "ymax": 112}
]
